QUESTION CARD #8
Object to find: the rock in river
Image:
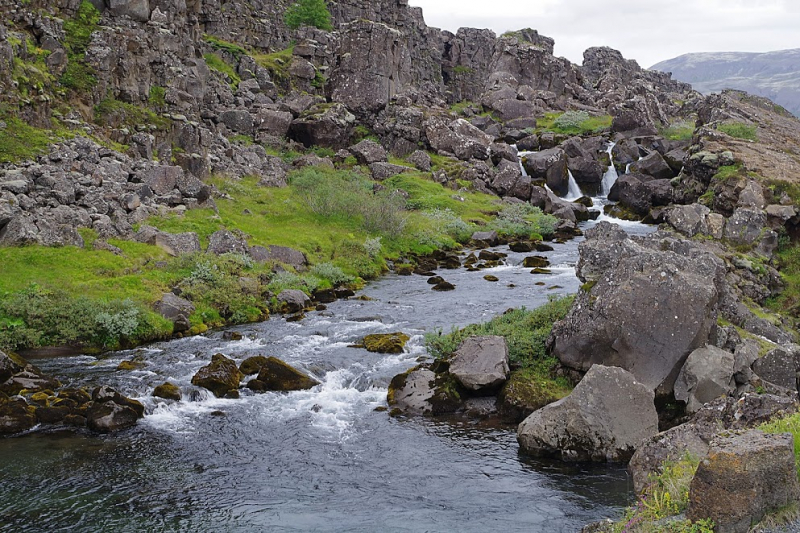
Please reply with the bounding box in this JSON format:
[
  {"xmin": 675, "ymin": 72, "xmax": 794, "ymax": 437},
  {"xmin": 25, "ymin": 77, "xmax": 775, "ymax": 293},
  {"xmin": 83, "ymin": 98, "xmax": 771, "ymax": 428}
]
[
  {"xmin": 191, "ymin": 354, "xmax": 242, "ymax": 398},
  {"xmin": 449, "ymin": 336, "xmax": 509, "ymax": 392},
  {"xmin": 363, "ymin": 332, "xmax": 410, "ymax": 354},
  {"xmin": 517, "ymin": 365, "xmax": 658, "ymax": 462},
  {"xmin": 251, "ymin": 357, "xmax": 320, "ymax": 392}
]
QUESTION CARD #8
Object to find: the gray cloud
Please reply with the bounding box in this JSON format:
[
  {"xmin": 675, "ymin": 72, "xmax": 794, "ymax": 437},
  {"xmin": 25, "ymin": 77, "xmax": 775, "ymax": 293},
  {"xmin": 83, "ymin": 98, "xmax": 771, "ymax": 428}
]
[{"xmin": 409, "ymin": 0, "xmax": 800, "ymax": 68}]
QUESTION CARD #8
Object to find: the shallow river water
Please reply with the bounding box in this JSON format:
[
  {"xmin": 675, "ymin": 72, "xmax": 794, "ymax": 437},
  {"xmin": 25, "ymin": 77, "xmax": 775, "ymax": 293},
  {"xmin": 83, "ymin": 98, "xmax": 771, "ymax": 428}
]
[{"xmin": 1, "ymin": 216, "xmax": 655, "ymax": 532}]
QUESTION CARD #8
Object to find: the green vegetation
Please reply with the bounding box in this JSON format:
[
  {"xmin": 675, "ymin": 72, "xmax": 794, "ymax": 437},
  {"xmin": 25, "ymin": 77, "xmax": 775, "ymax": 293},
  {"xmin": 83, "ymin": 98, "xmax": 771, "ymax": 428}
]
[
  {"xmin": 660, "ymin": 120, "xmax": 695, "ymax": 141},
  {"xmin": 536, "ymin": 111, "xmax": 612, "ymax": 136},
  {"xmin": 426, "ymin": 296, "xmax": 574, "ymax": 368},
  {"xmin": 760, "ymin": 411, "xmax": 800, "ymax": 476},
  {"xmin": 203, "ymin": 34, "xmax": 248, "ymax": 59},
  {"xmin": 712, "ymin": 164, "xmax": 744, "ymax": 182},
  {"xmin": 148, "ymin": 86, "xmax": 166, "ymax": 108},
  {"xmin": 486, "ymin": 203, "xmax": 557, "ymax": 240},
  {"xmin": 0, "ymin": 115, "xmax": 68, "ymax": 164},
  {"xmin": 60, "ymin": 0, "xmax": 101, "ymax": 92},
  {"xmin": 767, "ymin": 244, "xmax": 800, "ymax": 327},
  {"xmin": 609, "ymin": 455, "xmax": 714, "ymax": 533},
  {"xmin": 449, "ymin": 100, "xmax": 477, "ymax": 116},
  {"xmin": 451, "ymin": 66, "xmax": 474, "ymax": 75},
  {"xmin": 284, "ymin": 0, "xmax": 333, "ymax": 31},
  {"xmin": 718, "ymin": 121, "xmax": 758, "ymax": 141},
  {"xmin": 94, "ymin": 97, "xmax": 171, "ymax": 130},
  {"xmin": 204, "ymin": 52, "xmax": 241, "ymax": 89},
  {"xmin": 253, "ymin": 45, "xmax": 294, "ymax": 85},
  {"xmin": 11, "ymin": 39, "xmax": 53, "ymax": 98}
]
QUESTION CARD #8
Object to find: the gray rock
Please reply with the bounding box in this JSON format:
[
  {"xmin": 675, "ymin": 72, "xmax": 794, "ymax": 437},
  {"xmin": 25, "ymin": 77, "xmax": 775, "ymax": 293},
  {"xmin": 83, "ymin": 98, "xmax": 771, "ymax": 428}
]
[
  {"xmin": 666, "ymin": 203, "xmax": 711, "ymax": 237},
  {"xmin": 688, "ymin": 430, "xmax": 800, "ymax": 533},
  {"xmin": 724, "ymin": 208, "xmax": 768, "ymax": 247},
  {"xmin": 219, "ymin": 110, "xmax": 254, "ymax": 135},
  {"xmin": 0, "ymin": 214, "xmax": 39, "ymax": 246},
  {"xmin": 289, "ymin": 103, "xmax": 356, "ymax": 150},
  {"xmin": 256, "ymin": 109, "xmax": 293, "ymax": 137},
  {"xmin": 107, "ymin": 0, "xmax": 151, "ymax": 21},
  {"xmin": 752, "ymin": 346, "xmax": 800, "ymax": 390},
  {"xmin": 517, "ymin": 365, "xmax": 658, "ymax": 462},
  {"xmin": 154, "ymin": 232, "xmax": 200, "ymax": 256},
  {"xmin": 369, "ymin": 162, "xmax": 414, "ymax": 180},
  {"xmin": 449, "ymin": 336, "xmax": 510, "ymax": 392},
  {"xmin": 277, "ymin": 290, "xmax": 311, "ymax": 313},
  {"xmin": 470, "ymin": 230, "xmax": 498, "ymax": 245},
  {"xmin": 207, "ymin": 229, "xmax": 249, "ymax": 256},
  {"xmin": 674, "ymin": 345, "xmax": 736, "ymax": 413},
  {"xmin": 629, "ymin": 151, "xmax": 674, "ymax": 180},
  {"xmin": 551, "ymin": 223, "xmax": 725, "ymax": 397},
  {"xmin": 249, "ymin": 245, "xmax": 307, "ymax": 270},
  {"xmin": 424, "ymin": 116, "xmax": 492, "ymax": 161},
  {"xmin": 0, "ymin": 350, "xmax": 26, "ymax": 383},
  {"xmin": 407, "ymin": 150, "xmax": 432, "ymax": 171},
  {"xmin": 349, "ymin": 139, "xmax": 388, "ymax": 165},
  {"xmin": 153, "ymin": 293, "xmax": 195, "ymax": 332},
  {"xmin": 86, "ymin": 400, "xmax": 142, "ymax": 432},
  {"xmin": 144, "ymin": 166, "xmax": 183, "ymax": 196},
  {"xmin": 387, "ymin": 366, "xmax": 461, "ymax": 416},
  {"xmin": 521, "ymin": 148, "xmax": 568, "ymax": 196},
  {"xmin": 191, "ymin": 354, "xmax": 242, "ymax": 398}
]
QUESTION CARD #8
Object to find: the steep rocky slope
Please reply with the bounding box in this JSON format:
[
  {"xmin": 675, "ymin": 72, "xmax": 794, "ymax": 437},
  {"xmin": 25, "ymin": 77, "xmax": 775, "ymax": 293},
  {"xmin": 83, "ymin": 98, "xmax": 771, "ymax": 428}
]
[{"xmin": 652, "ymin": 49, "xmax": 800, "ymax": 117}]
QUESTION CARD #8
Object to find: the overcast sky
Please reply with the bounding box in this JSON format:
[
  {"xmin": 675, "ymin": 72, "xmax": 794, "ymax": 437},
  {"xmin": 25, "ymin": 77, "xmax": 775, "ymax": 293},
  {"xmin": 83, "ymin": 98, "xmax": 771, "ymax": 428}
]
[{"xmin": 409, "ymin": 0, "xmax": 800, "ymax": 68}]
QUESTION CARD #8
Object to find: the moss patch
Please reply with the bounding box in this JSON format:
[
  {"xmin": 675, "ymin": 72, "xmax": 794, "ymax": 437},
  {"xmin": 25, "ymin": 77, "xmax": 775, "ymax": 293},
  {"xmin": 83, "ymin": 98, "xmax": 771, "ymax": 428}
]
[{"xmin": 363, "ymin": 332, "xmax": 410, "ymax": 354}]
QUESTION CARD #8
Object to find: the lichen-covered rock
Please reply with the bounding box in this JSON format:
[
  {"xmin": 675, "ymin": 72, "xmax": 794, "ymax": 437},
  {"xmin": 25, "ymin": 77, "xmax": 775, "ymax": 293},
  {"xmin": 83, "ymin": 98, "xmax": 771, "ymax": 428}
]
[
  {"xmin": 253, "ymin": 357, "xmax": 319, "ymax": 392},
  {"xmin": 363, "ymin": 332, "xmax": 410, "ymax": 354},
  {"xmin": 673, "ymin": 345, "xmax": 736, "ymax": 413},
  {"xmin": 752, "ymin": 346, "xmax": 800, "ymax": 390},
  {"xmin": 153, "ymin": 293, "xmax": 195, "ymax": 333},
  {"xmin": 0, "ymin": 396, "xmax": 36, "ymax": 435},
  {"xmin": 249, "ymin": 245, "xmax": 308, "ymax": 270},
  {"xmin": 688, "ymin": 430, "xmax": 800, "ymax": 533},
  {"xmin": 289, "ymin": 103, "xmax": 356, "ymax": 149},
  {"xmin": 207, "ymin": 229, "xmax": 249, "ymax": 256},
  {"xmin": 153, "ymin": 382, "xmax": 181, "ymax": 401},
  {"xmin": 517, "ymin": 365, "xmax": 658, "ymax": 462},
  {"xmin": 0, "ymin": 350, "xmax": 26, "ymax": 383},
  {"xmin": 86, "ymin": 386, "xmax": 145, "ymax": 433},
  {"xmin": 349, "ymin": 139, "xmax": 387, "ymax": 165},
  {"xmin": 191, "ymin": 354, "xmax": 242, "ymax": 398},
  {"xmin": 448, "ymin": 336, "xmax": 509, "ymax": 392},
  {"xmin": 153, "ymin": 232, "xmax": 201, "ymax": 257},
  {"xmin": 387, "ymin": 366, "xmax": 462, "ymax": 416}
]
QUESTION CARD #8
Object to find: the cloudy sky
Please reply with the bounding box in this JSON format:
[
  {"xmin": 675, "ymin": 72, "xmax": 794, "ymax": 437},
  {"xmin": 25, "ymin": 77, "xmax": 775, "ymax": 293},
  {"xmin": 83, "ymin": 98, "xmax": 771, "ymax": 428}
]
[{"xmin": 408, "ymin": 0, "xmax": 800, "ymax": 68}]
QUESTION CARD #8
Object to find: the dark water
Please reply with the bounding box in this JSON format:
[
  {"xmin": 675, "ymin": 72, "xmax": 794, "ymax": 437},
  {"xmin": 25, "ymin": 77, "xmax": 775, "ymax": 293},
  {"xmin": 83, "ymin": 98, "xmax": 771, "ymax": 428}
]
[{"xmin": 0, "ymin": 218, "xmax": 655, "ymax": 532}]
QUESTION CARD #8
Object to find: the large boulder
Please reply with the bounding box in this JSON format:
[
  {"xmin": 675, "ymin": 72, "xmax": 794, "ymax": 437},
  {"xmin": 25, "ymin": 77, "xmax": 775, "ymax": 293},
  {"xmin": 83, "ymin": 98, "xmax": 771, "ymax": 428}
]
[
  {"xmin": 448, "ymin": 336, "xmax": 510, "ymax": 392},
  {"xmin": 0, "ymin": 396, "xmax": 36, "ymax": 435},
  {"xmin": 629, "ymin": 151, "xmax": 674, "ymax": 180},
  {"xmin": 424, "ymin": 116, "xmax": 492, "ymax": 161},
  {"xmin": 276, "ymin": 290, "xmax": 311, "ymax": 313},
  {"xmin": 349, "ymin": 140, "xmax": 388, "ymax": 165},
  {"xmin": 251, "ymin": 357, "xmax": 319, "ymax": 392},
  {"xmin": 86, "ymin": 385, "xmax": 145, "ymax": 433},
  {"xmin": 289, "ymin": 103, "xmax": 356, "ymax": 150},
  {"xmin": 0, "ymin": 350, "xmax": 26, "ymax": 383},
  {"xmin": 724, "ymin": 208, "xmax": 768, "ymax": 247},
  {"xmin": 521, "ymin": 148, "xmax": 568, "ymax": 196},
  {"xmin": 673, "ymin": 345, "xmax": 736, "ymax": 413},
  {"xmin": 107, "ymin": 0, "xmax": 150, "ymax": 21},
  {"xmin": 249, "ymin": 245, "xmax": 307, "ymax": 270},
  {"xmin": 752, "ymin": 346, "xmax": 800, "ymax": 390},
  {"xmin": 517, "ymin": 365, "xmax": 658, "ymax": 462},
  {"xmin": 153, "ymin": 293, "xmax": 195, "ymax": 333},
  {"xmin": 550, "ymin": 223, "xmax": 726, "ymax": 397},
  {"xmin": 154, "ymin": 232, "xmax": 201, "ymax": 257},
  {"xmin": 363, "ymin": 333, "xmax": 410, "ymax": 354},
  {"xmin": 207, "ymin": 230, "xmax": 249, "ymax": 256},
  {"xmin": 688, "ymin": 430, "xmax": 800, "ymax": 533},
  {"xmin": 191, "ymin": 354, "xmax": 242, "ymax": 398}
]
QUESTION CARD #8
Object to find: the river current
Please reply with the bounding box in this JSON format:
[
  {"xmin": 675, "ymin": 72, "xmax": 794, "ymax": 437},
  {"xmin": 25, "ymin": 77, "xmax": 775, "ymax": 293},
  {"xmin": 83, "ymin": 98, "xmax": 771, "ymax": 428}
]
[{"xmin": 1, "ymin": 152, "xmax": 657, "ymax": 532}]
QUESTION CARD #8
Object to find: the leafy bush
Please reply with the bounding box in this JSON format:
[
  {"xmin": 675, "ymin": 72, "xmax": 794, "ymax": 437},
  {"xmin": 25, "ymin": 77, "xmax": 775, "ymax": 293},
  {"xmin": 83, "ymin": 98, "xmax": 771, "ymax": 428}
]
[
  {"xmin": 553, "ymin": 110, "xmax": 589, "ymax": 130},
  {"xmin": 487, "ymin": 203, "xmax": 557, "ymax": 240},
  {"xmin": 310, "ymin": 262, "xmax": 354, "ymax": 287},
  {"xmin": 284, "ymin": 0, "xmax": 333, "ymax": 31},
  {"xmin": 266, "ymin": 271, "xmax": 320, "ymax": 295},
  {"xmin": 363, "ymin": 237, "xmax": 382, "ymax": 258},
  {"xmin": 425, "ymin": 296, "xmax": 574, "ymax": 367},
  {"xmin": 423, "ymin": 208, "xmax": 474, "ymax": 243}
]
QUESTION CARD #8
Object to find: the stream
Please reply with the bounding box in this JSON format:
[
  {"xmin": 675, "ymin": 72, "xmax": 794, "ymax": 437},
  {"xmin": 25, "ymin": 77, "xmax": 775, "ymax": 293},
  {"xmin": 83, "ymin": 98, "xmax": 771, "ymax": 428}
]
[{"xmin": 0, "ymin": 149, "xmax": 657, "ymax": 532}]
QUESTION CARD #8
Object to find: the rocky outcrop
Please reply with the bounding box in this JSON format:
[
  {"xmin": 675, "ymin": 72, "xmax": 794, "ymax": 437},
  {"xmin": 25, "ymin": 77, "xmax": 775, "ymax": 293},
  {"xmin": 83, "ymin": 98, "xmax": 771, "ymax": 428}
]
[
  {"xmin": 687, "ymin": 430, "xmax": 800, "ymax": 533},
  {"xmin": 191, "ymin": 353, "xmax": 242, "ymax": 398},
  {"xmin": 448, "ymin": 336, "xmax": 509, "ymax": 392},
  {"xmin": 550, "ymin": 223, "xmax": 725, "ymax": 397},
  {"xmin": 517, "ymin": 365, "xmax": 658, "ymax": 462}
]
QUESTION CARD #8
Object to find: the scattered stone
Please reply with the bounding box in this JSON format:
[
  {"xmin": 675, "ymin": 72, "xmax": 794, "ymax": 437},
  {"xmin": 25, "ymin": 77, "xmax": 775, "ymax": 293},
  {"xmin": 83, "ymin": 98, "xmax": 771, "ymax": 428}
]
[
  {"xmin": 483, "ymin": 275, "xmax": 499, "ymax": 282},
  {"xmin": 277, "ymin": 289, "xmax": 311, "ymax": 313},
  {"xmin": 432, "ymin": 281, "xmax": 455, "ymax": 292},
  {"xmin": 153, "ymin": 382, "xmax": 181, "ymax": 401},
  {"xmin": 522, "ymin": 256, "xmax": 549, "ymax": 268},
  {"xmin": 387, "ymin": 366, "xmax": 462, "ymax": 415}
]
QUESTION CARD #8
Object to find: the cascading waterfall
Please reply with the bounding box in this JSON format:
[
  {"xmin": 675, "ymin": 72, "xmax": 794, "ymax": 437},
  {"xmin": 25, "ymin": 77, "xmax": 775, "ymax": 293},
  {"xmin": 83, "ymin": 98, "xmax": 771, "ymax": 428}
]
[
  {"xmin": 600, "ymin": 142, "xmax": 618, "ymax": 197},
  {"xmin": 565, "ymin": 170, "xmax": 582, "ymax": 200}
]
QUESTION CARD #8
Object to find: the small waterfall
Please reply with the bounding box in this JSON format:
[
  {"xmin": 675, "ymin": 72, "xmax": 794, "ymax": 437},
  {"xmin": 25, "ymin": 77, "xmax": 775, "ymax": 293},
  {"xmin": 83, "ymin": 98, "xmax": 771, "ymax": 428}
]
[
  {"xmin": 600, "ymin": 142, "xmax": 618, "ymax": 197},
  {"xmin": 565, "ymin": 170, "xmax": 582, "ymax": 200},
  {"xmin": 625, "ymin": 163, "xmax": 631, "ymax": 174}
]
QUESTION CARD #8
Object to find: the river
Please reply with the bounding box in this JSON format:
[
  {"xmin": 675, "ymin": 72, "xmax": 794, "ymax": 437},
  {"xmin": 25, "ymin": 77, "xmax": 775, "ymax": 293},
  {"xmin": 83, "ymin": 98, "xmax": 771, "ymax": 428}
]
[{"xmin": 0, "ymin": 152, "xmax": 657, "ymax": 532}]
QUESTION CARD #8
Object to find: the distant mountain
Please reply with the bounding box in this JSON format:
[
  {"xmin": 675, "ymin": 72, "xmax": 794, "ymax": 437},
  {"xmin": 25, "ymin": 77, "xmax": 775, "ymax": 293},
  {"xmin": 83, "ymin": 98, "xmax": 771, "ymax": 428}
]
[{"xmin": 651, "ymin": 49, "xmax": 800, "ymax": 117}]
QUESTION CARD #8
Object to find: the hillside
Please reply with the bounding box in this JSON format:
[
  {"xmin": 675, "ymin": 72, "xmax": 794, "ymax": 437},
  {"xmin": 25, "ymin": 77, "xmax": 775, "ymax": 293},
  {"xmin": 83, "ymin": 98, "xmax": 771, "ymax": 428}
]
[{"xmin": 651, "ymin": 49, "xmax": 800, "ymax": 116}]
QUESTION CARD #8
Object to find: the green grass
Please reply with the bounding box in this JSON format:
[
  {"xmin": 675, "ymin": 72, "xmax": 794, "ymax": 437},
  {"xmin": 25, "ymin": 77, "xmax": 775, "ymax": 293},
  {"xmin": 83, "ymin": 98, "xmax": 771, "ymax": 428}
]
[
  {"xmin": 767, "ymin": 243, "xmax": 800, "ymax": 326},
  {"xmin": 712, "ymin": 164, "xmax": 744, "ymax": 182},
  {"xmin": 536, "ymin": 111, "xmax": 612, "ymax": 136},
  {"xmin": 94, "ymin": 97, "xmax": 171, "ymax": 130},
  {"xmin": 660, "ymin": 120, "xmax": 695, "ymax": 141},
  {"xmin": 148, "ymin": 86, "xmax": 166, "ymax": 108},
  {"xmin": 760, "ymin": 411, "xmax": 800, "ymax": 476},
  {"xmin": 609, "ymin": 455, "xmax": 713, "ymax": 533},
  {"xmin": 204, "ymin": 52, "xmax": 241, "ymax": 89},
  {"xmin": 203, "ymin": 34, "xmax": 248, "ymax": 58},
  {"xmin": 253, "ymin": 46, "xmax": 294, "ymax": 84},
  {"xmin": 0, "ymin": 116, "xmax": 67, "ymax": 163},
  {"xmin": 718, "ymin": 121, "xmax": 758, "ymax": 141}
]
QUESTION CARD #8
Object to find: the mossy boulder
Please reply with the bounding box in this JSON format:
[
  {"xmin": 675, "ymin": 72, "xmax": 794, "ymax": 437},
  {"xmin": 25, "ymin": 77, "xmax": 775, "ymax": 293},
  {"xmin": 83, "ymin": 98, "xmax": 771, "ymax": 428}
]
[
  {"xmin": 0, "ymin": 396, "xmax": 37, "ymax": 435},
  {"xmin": 498, "ymin": 368, "xmax": 572, "ymax": 422},
  {"xmin": 239, "ymin": 355, "xmax": 269, "ymax": 376},
  {"xmin": 253, "ymin": 357, "xmax": 320, "ymax": 392},
  {"xmin": 387, "ymin": 366, "xmax": 464, "ymax": 416},
  {"xmin": 363, "ymin": 332, "xmax": 410, "ymax": 354},
  {"xmin": 153, "ymin": 382, "xmax": 181, "ymax": 401},
  {"xmin": 0, "ymin": 350, "xmax": 28, "ymax": 382},
  {"xmin": 522, "ymin": 256, "xmax": 550, "ymax": 268},
  {"xmin": 191, "ymin": 353, "xmax": 243, "ymax": 398},
  {"xmin": 117, "ymin": 359, "xmax": 146, "ymax": 371},
  {"xmin": 86, "ymin": 401, "xmax": 141, "ymax": 433}
]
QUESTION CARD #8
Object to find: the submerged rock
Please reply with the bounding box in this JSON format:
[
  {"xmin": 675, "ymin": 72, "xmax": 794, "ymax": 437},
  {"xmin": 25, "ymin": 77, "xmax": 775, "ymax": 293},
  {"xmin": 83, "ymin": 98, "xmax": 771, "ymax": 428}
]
[
  {"xmin": 517, "ymin": 365, "xmax": 658, "ymax": 462},
  {"xmin": 363, "ymin": 332, "xmax": 410, "ymax": 354},
  {"xmin": 252, "ymin": 357, "xmax": 319, "ymax": 392},
  {"xmin": 191, "ymin": 354, "xmax": 242, "ymax": 398}
]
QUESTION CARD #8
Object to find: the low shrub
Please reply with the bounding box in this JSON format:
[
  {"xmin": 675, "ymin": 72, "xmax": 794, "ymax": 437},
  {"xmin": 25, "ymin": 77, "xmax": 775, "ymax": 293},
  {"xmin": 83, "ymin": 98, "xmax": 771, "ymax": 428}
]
[
  {"xmin": 487, "ymin": 203, "xmax": 557, "ymax": 240},
  {"xmin": 284, "ymin": 0, "xmax": 333, "ymax": 31}
]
